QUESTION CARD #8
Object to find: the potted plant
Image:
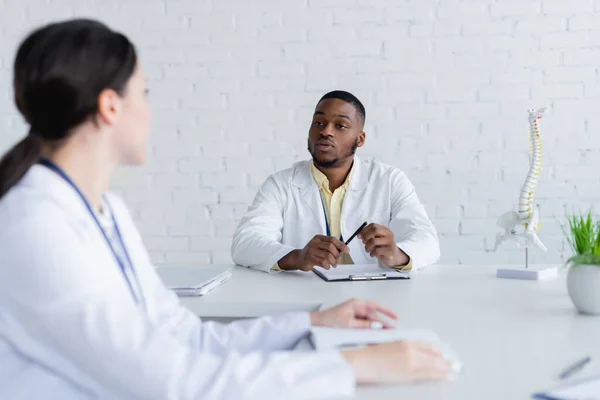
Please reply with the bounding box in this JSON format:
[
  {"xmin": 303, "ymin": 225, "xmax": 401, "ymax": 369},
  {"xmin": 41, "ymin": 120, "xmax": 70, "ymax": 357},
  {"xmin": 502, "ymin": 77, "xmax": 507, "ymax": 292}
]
[{"xmin": 563, "ymin": 211, "xmax": 600, "ymax": 315}]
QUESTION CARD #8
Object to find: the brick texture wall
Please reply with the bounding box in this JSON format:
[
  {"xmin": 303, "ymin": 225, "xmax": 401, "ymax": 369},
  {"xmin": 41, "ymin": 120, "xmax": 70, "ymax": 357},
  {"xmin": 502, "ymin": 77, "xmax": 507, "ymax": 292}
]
[{"xmin": 1, "ymin": 0, "xmax": 599, "ymax": 266}]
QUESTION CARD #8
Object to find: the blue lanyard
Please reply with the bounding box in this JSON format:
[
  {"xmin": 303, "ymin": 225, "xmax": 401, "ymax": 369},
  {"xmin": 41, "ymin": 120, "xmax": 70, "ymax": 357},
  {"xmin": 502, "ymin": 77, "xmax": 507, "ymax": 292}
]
[
  {"xmin": 39, "ymin": 159, "xmax": 144, "ymax": 308},
  {"xmin": 319, "ymin": 194, "xmax": 343, "ymax": 241}
]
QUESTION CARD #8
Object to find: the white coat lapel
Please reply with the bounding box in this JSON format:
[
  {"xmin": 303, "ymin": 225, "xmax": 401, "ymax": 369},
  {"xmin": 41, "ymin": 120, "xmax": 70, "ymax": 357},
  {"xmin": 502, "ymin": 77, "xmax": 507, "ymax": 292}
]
[
  {"xmin": 341, "ymin": 157, "xmax": 372, "ymax": 264},
  {"xmin": 292, "ymin": 161, "xmax": 327, "ymax": 236},
  {"xmin": 340, "ymin": 157, "xmax": 369, "ymax": 230}
]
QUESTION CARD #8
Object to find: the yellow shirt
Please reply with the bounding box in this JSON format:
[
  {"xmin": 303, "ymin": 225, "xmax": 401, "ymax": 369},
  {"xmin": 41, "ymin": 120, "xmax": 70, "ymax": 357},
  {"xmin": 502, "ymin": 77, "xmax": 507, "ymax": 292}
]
[{"xmin": 272, "ymin": 162, "xmax": 412, "ymax": 271}]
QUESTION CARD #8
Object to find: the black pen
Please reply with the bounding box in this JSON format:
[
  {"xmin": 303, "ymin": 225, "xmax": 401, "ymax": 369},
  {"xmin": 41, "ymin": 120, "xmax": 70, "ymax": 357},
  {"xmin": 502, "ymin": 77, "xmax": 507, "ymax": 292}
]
[
  {"xmin": 559, "ymin": 356, "xmax": 591, "ymax": 380},
  {"xmin": 344, "ymin": 222, "xmax": 368, "ymax": 245}
]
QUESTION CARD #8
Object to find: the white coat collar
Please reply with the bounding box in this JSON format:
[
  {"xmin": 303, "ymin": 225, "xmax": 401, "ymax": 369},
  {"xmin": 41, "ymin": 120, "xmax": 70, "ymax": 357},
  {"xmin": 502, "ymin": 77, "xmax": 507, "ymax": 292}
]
[
  {"xmin": 18, "ymin": 164, "xmax": 94, "ymax": 219},
  {"xmin": 291, "ymin": 156, "xmax": 368, "ymax": 191}
]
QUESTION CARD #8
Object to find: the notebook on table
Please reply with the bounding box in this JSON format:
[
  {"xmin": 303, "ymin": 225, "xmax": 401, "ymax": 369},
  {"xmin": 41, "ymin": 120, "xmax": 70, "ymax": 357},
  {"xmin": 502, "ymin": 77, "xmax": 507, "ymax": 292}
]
[
  {"xmin": 312, "ymin": 263, "xmax": 410, "ymax": 282},
  {"xmin": 156, "ymin": 265, "xmax": 232, "ymax": 296},
  {"xmin": 533, "ymin": 375, "xmax": 600, "ymax": 399}
]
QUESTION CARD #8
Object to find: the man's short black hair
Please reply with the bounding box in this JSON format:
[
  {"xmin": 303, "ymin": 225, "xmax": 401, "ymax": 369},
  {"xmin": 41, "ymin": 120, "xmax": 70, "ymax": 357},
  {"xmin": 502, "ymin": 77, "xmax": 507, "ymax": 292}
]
[{"xmin": 318, "ymin": 90, "xmax": 366, "ymax": 124}]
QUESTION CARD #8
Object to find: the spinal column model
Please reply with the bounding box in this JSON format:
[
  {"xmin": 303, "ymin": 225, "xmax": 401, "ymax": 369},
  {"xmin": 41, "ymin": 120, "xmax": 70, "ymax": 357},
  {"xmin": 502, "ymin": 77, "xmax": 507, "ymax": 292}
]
[{"xmin": 493, "ymin": 107, "xmax": 547, "ymax": 252}]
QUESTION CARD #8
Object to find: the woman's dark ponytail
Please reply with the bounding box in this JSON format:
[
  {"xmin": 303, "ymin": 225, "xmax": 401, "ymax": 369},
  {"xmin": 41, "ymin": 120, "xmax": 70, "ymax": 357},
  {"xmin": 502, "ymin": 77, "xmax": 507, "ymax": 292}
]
[
  {"xmin": 0, "ymin": 134, "xmax": 41, "ymax": 199},
  {"xmin": 0, "ymin": 19, "xmax": 136, "ymax": 200}
]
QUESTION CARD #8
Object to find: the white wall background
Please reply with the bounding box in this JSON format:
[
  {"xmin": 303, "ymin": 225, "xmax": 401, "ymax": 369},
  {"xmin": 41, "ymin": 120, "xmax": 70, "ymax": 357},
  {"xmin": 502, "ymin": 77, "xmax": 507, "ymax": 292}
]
[{"xmin": 1, "ymin": 0, "xmax": 599, "ymax": 267}]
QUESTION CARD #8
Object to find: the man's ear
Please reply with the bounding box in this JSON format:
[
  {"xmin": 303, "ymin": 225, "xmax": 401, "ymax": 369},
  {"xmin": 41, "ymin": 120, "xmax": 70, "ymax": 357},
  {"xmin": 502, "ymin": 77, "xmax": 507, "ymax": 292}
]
[
  {"xmin": 357, "ymin": 131, "xmax": 366, "ymax": 148},
  {"xmin": 96, "ymin": 88, "xmax": 122, "ymax": 126}
]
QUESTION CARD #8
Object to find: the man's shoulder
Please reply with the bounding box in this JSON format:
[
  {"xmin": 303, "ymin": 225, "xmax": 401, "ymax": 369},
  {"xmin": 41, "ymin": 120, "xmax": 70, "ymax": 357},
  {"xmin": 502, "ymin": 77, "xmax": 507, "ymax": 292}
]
[
  {"xmin": 359, "ymin": 158, "xmax": 405, "ymax": 179},
  {"xmin": 267, "ymin": 159, "xmax": 310, "ymax": 182}
]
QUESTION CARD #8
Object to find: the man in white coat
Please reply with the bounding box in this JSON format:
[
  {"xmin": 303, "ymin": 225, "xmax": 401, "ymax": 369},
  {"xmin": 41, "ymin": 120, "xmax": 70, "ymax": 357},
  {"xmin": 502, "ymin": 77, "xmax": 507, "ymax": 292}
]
[{"xmin": 232, "ymin": 90, "xmax": 440, "ymax": 273}]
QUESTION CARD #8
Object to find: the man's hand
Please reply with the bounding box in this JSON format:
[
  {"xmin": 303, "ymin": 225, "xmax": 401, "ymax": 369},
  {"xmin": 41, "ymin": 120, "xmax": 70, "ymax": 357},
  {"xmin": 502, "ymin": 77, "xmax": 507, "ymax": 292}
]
[
  {"xmin": 310, "ymin": 298, "xmax": 398, "ymax": 329},
  {"xmin": 278, "ymin": 235, "xmax": 349, "ymax": 271},
  {"xmin": 358, "ymin": 223, "xmax": 409, "ymax": 267}
]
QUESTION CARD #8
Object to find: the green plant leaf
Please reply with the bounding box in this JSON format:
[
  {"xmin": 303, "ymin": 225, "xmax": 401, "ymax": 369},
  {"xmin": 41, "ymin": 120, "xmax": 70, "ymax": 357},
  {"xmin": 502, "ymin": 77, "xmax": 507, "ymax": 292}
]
[{"xmin": 563, "ymin": 210, "xmax": 600, "ymax": 264}]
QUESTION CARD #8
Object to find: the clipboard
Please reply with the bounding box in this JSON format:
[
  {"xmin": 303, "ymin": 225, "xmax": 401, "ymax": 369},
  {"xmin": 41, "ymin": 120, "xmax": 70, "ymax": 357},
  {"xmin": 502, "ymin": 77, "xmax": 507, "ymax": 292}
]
[{"xmin": 312, "ymin": 264, "xmax": 410, "ymax": 282}]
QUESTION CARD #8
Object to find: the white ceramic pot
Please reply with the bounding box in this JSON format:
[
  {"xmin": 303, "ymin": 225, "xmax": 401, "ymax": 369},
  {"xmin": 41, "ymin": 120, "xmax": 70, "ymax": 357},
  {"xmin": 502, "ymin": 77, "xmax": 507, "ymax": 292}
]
[{"xmin": 567, "ymin": 264, "xmax": 600, "ymax": 315}]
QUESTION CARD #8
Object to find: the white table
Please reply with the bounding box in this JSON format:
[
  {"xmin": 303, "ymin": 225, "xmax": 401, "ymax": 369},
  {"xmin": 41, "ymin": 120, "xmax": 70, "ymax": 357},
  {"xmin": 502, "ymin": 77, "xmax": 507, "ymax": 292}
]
[{"xmin": 180, "ymin": 265, "xmax": 600, "ymax": 399}]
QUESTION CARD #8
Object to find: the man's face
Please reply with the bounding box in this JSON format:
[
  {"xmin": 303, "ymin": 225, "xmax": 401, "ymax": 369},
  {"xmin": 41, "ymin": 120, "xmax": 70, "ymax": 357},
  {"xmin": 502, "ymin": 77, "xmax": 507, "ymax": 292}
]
[{"xmin": 307, "ymin": 98, "xmax": 365, "ymax": 168}]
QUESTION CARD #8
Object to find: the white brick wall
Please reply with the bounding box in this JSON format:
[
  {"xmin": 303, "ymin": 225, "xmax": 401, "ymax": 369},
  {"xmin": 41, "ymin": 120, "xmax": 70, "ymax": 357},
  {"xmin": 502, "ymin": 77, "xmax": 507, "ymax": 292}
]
[{"xmin": 1, "ymin": 0, "xmax": 600, "ymax": 267}]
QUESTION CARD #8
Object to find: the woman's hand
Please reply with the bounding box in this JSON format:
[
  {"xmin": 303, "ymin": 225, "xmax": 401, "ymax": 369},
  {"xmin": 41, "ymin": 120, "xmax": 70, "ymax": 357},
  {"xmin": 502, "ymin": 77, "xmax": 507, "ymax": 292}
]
[
  {"xmin": 310, "ymin": 298, "xmax": 397, "ymax": 329},
  {"xmin": 342, "ymin": 341, "xmax": 454, "ymax": 384}
]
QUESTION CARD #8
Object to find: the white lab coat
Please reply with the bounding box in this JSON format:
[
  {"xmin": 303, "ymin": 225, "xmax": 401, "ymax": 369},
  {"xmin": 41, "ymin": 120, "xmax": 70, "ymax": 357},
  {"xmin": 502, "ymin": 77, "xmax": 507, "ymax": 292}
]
[
  {"xmin": 232, "ymin": 157, "xmax": 439, "ymax": 273},
  {"xmin": 0, "ymin": 165, "xmax": 355, "ymax": 400}
]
